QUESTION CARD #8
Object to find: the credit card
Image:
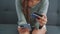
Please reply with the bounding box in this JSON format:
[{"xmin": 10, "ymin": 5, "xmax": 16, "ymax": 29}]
[{"xmin": 31, "ymin": 12, "xmax": 43, "ymax": 19}]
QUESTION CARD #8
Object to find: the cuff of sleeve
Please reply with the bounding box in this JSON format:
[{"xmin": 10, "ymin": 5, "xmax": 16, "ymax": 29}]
[
  {"xmin": 17, "ymin": 21, "xmax": 27, "ymax": 26},
  {"xmin": 18, "ymin": 24, "xmax": 32, "ymax": 30}
]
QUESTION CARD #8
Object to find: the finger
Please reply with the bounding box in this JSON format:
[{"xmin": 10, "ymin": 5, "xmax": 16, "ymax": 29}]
[
  {"xmin": 40, "ymin": 19, "xmax": 47, "ymax": 24},
  {"xmin": 37, "ymin": 15, "xmax": 46, "ymax": 20},
  {"xmin": 40, "ymin": 18, "xmax": 47, "ymax": 23},
  {"xmin": 18, "ymin": 26, "xmax": 26, "ymax": 32},
  {"xmin": 37, "ymin": 19, "xmax": 47, "ymax": 26},
  {"xmin": 37, "ymin": 15, "xmax": 47, "ymax": 22},
  {"xmin": 37, "ymin": 15, "xmax": 42, "ymax": 19},
  {"xmin": 36, "ymin": 17, "xmax": 47, "ymax": 23},
  {"xmin": 23, "ymin": 28, "xmax": 30, "ymax": 32},
  {"xmin": 18, "ymin": 26, "xmax": 23, "ymax": 33}
]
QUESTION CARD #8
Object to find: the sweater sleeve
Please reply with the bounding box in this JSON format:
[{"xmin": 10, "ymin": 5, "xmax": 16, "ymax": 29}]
[
  {"xmin": 35, "ymin": 0, "xmax": 49, "ymax": 29},
  {"xmin": 15, "ymin": 0, "xmax": 27, "ymax": 25},
  {"xmin": 38, "ymin": 0, "xmax": 49, "ymax": 15}
]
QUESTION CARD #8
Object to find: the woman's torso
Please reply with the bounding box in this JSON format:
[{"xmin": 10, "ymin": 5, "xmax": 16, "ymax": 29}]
[{"xmin": 21, "ymin": 0, "xmax": 43, "ymax": 24}]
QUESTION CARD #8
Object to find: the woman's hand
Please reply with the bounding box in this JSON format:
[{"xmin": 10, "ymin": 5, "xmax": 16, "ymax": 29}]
[
  {"xmin": 32, "ymin": 13, "xmax": 47, "ymax": 34},
  {"xmin": 32, "ymin": 26, "xmax": 47, "ymax": 34},
  {"xmin": 36, "ymin": 14, "xmax": 47, "ymax": 26},
  {"xmin": 18, "ymin": 26, "xmax": 30, "ymax": 34}
]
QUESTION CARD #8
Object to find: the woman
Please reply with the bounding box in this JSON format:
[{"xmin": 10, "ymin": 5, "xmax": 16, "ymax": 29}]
[{"xmin": 15, "ymin": 0, "xmax": 49, "ymax": 34}]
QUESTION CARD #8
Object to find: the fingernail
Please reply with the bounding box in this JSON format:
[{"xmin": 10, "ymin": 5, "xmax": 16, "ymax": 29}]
[{"xmin": 18, "ymin": 26, "xmax": 20, "ymax": 28}]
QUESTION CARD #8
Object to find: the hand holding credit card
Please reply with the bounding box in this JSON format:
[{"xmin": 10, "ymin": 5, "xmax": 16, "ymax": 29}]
[{"xmin": 31, "ymin": 12, "xmax": 44, "ymax": 29}]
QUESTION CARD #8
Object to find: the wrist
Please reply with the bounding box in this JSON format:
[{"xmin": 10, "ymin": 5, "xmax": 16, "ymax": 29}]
[
  {"xmin": 39, "ymin": 25, "xmax": 43, "ymax": 29},
  {"xmin": 18, "ymin": 24, "xmax": 31, "ymax": 31}
]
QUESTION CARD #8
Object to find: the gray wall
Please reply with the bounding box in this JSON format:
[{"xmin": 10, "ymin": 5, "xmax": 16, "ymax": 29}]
[
  {"xmin": 47, "ymin": 0, "xmax": 58, "ymax": 25},
  {"xmin": 47, "ymin": 0, "xmax": 60, "ymax": 26},
  {"xmin": 0, "ymin": 0, "xmax": 16, "ymax": 11},
  {"xmin": 0, "ymin": 0, "xmax": 17, "ymax": 24}
]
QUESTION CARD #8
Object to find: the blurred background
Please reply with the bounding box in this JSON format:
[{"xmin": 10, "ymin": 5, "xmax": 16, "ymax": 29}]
[{"xmin": 0, "ymin": 0, "xmax": 60, "ymax": 34}]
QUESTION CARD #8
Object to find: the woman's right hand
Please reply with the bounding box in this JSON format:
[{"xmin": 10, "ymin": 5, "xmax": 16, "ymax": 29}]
[{"xmin": 32, "ymin": 26, "xmax": 47, "ymax": 34}]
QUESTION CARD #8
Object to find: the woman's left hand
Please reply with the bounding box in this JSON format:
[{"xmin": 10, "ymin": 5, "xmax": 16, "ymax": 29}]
[{"xmin": 36, "ymin": 14, "xmax": 47, "ymax": 26}]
